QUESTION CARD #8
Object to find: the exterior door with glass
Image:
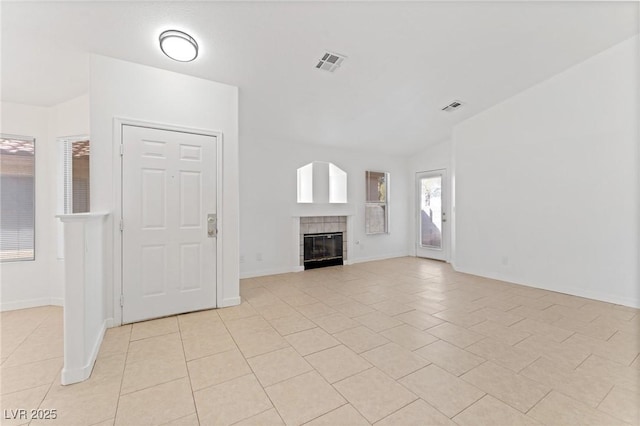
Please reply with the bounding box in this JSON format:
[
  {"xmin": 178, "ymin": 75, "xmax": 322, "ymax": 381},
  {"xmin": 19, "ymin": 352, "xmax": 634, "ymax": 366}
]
[{"xmin": 416, "ymin": 170, "xmax": 447, "ymax": 261}]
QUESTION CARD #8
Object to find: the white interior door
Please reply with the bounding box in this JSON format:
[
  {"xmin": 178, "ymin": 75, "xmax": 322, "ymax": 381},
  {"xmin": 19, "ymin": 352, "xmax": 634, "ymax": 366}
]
[
  {"xmin": 416, "ymin": 170, "xmax": 447, "ymax": 261},
  {"xmin": 122, "ymin": 125, "xmax": 217, "ymax": 323}
]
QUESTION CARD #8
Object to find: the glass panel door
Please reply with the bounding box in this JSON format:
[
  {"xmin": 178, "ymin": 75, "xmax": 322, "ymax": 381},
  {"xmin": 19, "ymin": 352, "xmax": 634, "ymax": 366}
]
[{"xmin": 417, "ymin": 170, "xmax": 447, "ymax": 260}]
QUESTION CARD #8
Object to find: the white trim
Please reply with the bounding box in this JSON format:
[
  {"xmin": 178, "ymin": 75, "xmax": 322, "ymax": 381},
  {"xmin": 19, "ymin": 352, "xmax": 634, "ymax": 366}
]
[
  {"xmin": 112, "ymin": 118, "xmax": 224, "ymax": 325},
  {"xmin": 0, "ymin": 298, "xmax": 57, "ymax": 312},
  {"xmin": 348, "ymin": 252, "xmax": 410, "ymax": 265},
  {"xmin": 50, "ymin": 297, "xmax": 64, "ymax": 307},
  {"xmin": 452, "ymin": 264, "xmax": 640, "ymax": 309},
  {"xmin": 240, "ymin": 266, "xmax": 303, "ymax": 279},
  {"xmin": 57, "ymin": 211, "xmax": 110, "ymax": 222},
  {"xmin": 215, "ymin": 133, "xmax": 224, "ymax": 309},
  {"xmin": 61, "ymin": 319, "xmax": 107, "ymax": 385},
  {"xmin": 220, "ymin": 297, "xmax": 241, "ymax": 308},
  {"xmin": 239, "ymin": 253, "xmax": 410, "ymax": 279}
]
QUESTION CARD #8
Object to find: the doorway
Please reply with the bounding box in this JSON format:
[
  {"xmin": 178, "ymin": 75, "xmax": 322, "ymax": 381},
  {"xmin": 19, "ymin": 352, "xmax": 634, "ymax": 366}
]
[
  {"xmin": 121, "ymin": 125, "xmax": 218, "ymax": 323},
  {"xmin": 416, "ymin": 170, "xmax": 447, "ymax": 261}
]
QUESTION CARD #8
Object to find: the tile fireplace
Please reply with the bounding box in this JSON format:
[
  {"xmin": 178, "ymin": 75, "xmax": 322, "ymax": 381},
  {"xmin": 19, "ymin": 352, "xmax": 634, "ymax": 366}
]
[{"xmin": 299, "ymin": 216, "xmax": 347, "ymax": 269}]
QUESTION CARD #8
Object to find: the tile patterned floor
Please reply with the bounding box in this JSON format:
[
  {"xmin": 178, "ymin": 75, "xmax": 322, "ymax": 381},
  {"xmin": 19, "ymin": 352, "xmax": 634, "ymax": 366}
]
[{"xmin": 1, "ymin": 257, "xmax": 639, "ymax": 425}]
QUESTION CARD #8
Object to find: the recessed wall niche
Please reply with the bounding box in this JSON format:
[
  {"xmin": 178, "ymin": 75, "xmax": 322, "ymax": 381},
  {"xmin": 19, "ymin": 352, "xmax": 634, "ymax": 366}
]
[{"xmin": 296, "ymin": 161, "xmax": 347, "ymax": 204}]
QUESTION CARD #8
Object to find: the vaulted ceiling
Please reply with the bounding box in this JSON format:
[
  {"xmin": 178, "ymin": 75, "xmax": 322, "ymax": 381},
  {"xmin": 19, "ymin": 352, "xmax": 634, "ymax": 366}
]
[{"xmin": 2, "ymin": 1, "xmax": 638, "ymax": 154}]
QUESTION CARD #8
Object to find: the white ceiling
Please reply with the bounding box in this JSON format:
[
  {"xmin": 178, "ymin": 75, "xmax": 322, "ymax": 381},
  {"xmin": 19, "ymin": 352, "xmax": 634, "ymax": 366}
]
[{"xmin": 2, "ymin": 1, "xmax": 638, "ymax": 154}]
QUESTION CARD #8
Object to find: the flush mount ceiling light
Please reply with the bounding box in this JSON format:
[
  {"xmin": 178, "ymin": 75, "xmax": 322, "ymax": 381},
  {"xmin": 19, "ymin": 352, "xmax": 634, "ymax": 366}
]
[{"xmin": 159, "ymin": 30, "xmax": 198, "ymax": 62}]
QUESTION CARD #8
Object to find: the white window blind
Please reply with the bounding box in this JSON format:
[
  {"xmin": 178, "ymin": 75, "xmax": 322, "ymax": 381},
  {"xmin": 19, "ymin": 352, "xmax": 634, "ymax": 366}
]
[
  {"xmin": 71, "ymin": 140, "xmax": 90, "ymax": 213},
  {"xmin": 60, "ymin": 139, "xmax": 90, "ymax": 215},
  {"xmin": 56, "ymin": 137, "xmax": 90, "ymax": 259},
  {"xmin": 0, "ymin": 136, "xmax": 36, "ymax": 262},
  {"xmin": 62, "ymin": 140, "xmax": 73, "ymax": 213}
]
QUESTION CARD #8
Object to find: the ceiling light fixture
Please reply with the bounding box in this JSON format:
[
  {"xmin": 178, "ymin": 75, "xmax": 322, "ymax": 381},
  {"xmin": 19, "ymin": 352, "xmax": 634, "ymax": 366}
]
[{"xmin": 159, "ymin": 30, "xmax": 198, "ymax": 62}]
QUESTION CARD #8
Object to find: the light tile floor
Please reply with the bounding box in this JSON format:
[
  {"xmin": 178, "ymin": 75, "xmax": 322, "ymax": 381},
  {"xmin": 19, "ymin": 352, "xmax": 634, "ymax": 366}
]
[{"xmin": 1, "ymin": 257, "xmax": 639, "ymax": 425}]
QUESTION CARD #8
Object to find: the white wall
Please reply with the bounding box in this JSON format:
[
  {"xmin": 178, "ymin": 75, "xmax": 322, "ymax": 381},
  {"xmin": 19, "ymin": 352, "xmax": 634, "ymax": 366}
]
[
  {"xmin": 1, "ymin": 96, "xmax": 89, "ymax": 310},
  {"xmin": 407, "ymin": 139, "xmax": 452, "ymax": 259},
  {"xmin": 89, "ymin": 55, "xmax": 240, "ymax": 325},
  {"xmin": 239, "ymin": 140, "xmax": 410, "ymax": 277},
  {"xmin": 452, "ymin": 35, "xmax": 640, "ymax": 308},
  {"xmin": 1, "ymin": 103, "xmax": 55, "ymax": 309}
]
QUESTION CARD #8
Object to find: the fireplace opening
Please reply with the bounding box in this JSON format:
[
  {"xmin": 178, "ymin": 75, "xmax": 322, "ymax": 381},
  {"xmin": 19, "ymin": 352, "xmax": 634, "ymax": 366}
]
[{"xmin": 304, "ymin": 232, "xmax": 343, "ymax": 270}]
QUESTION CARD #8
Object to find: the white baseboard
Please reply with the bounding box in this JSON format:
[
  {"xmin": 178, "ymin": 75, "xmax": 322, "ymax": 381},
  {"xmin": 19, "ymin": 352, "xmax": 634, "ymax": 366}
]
[
  {"xmin": 1, "ymin": 297, "xmax": 61, "ymax": 312},
  {"xmin": 61, "ymin": 319, "xmax": 108, "ymax": 385},
  {"xmin": 452, "ymin": 264, "xmax": 640, "ymax": 309},
  {"xmin": 240, "ymin": 253, "xmax": 411, "ymax": 279},
  {"xmin": 239, "ymin": 266, "xmax": 301, "ymax": 279},
  {"xmin": 348, "ymin": 252, "xmax": 411, "ymax": 265},
  {"xmin": 220, "ymin": 297, "xmax": 241, "ymax": 307},
  {"xmin": 50, "ymin": 297, "xmax": 64, "ymax": 307}
]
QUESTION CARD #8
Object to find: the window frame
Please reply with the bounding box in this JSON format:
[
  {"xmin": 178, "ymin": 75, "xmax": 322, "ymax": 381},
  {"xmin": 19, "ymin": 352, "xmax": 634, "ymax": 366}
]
[
  {"xmin": 365, "ymin": 170, "xmax": 389, "ymax": 235},
  {"xmin": 0, "ymin": 134, "xmax": 36, "ymax": 262}
]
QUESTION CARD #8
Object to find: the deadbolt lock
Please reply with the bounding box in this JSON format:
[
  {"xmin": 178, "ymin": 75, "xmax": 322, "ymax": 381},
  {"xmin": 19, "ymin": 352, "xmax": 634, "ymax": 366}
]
[{"xmin": 208, "ymin": 214, "xmax": 217, "ymax": 238}]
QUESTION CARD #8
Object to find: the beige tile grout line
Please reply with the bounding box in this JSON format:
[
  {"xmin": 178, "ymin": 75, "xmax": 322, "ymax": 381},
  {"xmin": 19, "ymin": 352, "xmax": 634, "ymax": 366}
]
[
  {"xmin": 252, "ymin": 277, "xmax": 637, "ymax": 422},
  {"xmin": 26, "ymin": 260, "xmax": 640, "ymax": 422},
  {"xmin": 177, "ymin": 316, "xmax": 203, "ymax": 426},
  {"xmin": 32, "ymin": 311, "xmax": 65, "ymax": 424},
  {"xmin": 221, "ymin": 300, "xmax": 425, "ymax": 424},
  {"xmin": 226, "ymin": 406, "xmax": 276, "ymax": 426},
  {"xmin": 1, "ymin": 307, "xmax": 58, "ymax": 367},
  {"xmin": 1, "ymin": 354, "xmax": 65, "ymax": 371},
  {"xmin": 595, "ymin": 384, "xmax": 615, "ymax": 409},
  {"xmin": 217, "ymin": 309, "xmax": 287, "ymax": 426},
  {"xmin": 245, "ymin": 296, "xmax": 496, "ymax": 423},
  {"xmin": 296, "ymin": 402, "xmax": 354, "ymax": 426},
  {"xmin": 111, "ymin": 324, "xmax": 133, "ymax": 425}
]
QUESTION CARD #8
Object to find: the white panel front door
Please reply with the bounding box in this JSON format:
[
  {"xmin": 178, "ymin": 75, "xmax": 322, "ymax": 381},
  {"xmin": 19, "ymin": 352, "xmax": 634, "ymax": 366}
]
[{"xmin": 122, "ymin": 125, "xmax": 217, "ymax": 323}]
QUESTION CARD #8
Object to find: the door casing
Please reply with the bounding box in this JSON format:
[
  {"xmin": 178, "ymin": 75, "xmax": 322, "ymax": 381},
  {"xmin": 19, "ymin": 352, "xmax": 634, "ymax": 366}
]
[{"xmin": 112, "ymin": 118, "xmax": 223, "ymax": 326}]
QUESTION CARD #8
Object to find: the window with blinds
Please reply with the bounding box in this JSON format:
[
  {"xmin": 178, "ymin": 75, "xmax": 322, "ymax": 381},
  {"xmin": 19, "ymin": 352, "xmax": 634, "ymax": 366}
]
[
  {"xmin": 0, "ymin": 136, "xmax": 36, "ymax": 262},
  {"xmin": 56, "ymin": 137, "xmax": 90, "ymax": 260}
]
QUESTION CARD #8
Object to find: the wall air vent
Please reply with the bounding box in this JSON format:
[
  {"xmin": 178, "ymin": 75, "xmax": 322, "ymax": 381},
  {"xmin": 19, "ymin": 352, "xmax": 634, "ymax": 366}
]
[
  {"xmin": 316, "ymin": 51, "xmax": 346, "ymax": 73},
  {"xmin": 441, "ymin": 100, "xmax": 464, "ymax": 112}
]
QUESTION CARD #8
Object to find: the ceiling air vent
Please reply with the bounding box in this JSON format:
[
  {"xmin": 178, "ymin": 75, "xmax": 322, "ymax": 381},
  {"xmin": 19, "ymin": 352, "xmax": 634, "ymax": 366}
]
[
  {"xmin": 441, "ymin": 100, "xmax": 464, "ymax": 112},
  {"xmin": 316, "ymin": 51, "xmax": 346, "ymax": 73}
]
